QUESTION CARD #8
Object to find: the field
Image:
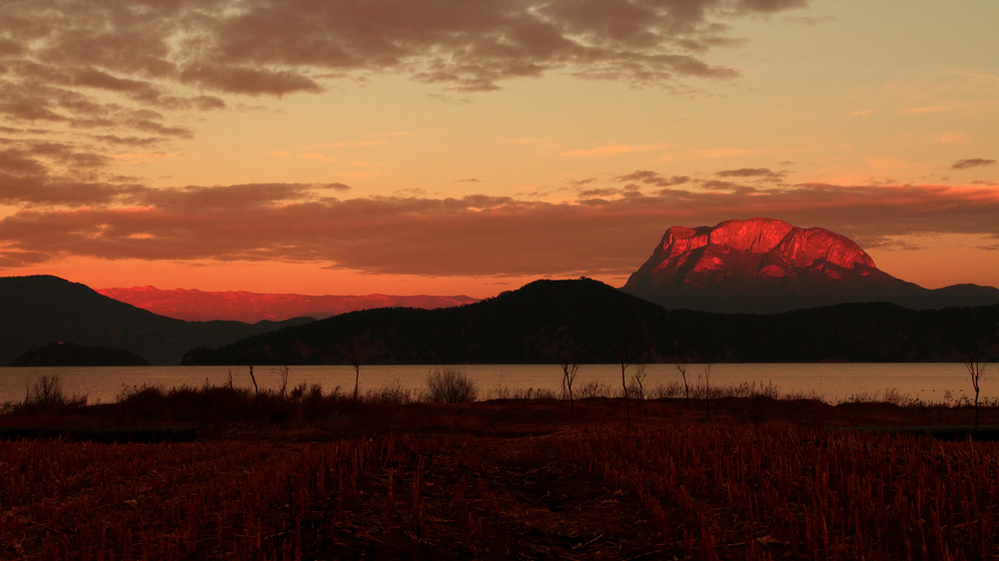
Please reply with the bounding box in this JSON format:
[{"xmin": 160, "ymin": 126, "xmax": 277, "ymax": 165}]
[{"xmin": 3, "ymin": 378, "xmax": 999, "ymax": 560}]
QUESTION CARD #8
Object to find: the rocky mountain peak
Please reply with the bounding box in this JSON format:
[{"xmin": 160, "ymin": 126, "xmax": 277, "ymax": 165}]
[
  {"xmin": 655, "ymin": 218, "xmax": 875, "ymax": 273},
  {"xmin": 623, "ymin": 218, "xmax": 904, "ymax": 313}
]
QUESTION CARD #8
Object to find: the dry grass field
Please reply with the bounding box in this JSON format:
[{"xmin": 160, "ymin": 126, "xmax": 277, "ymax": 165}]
[{"xmin": 3, "ymin": 377, "xmax": 999, "ymax": 560}]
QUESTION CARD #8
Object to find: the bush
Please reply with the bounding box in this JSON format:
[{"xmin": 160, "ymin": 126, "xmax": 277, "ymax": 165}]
[
  {"xmin": 423, "ymin": 367, "xmax": 478, "ymax": 403},
  {"xmin": 11, "ymin": 374, "xmax": 87, "ymax": 415}
]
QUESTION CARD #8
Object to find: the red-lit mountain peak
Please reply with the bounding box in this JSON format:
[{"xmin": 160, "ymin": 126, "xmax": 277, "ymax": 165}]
[{"xmin": 623, "ymin": 218, "xmax": 901, "ymax": 313}]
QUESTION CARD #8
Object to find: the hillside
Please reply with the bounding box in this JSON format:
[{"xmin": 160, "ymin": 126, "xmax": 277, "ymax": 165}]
[
  {"xmin": 0, "ymin": 275, "xmax": 312, "ymax": 365},
  {"xmin": 184, "ymin": 278, "xmax": 999, "ymax": 365}
]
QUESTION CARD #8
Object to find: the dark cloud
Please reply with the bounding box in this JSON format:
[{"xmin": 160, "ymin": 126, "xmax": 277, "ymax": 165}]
[
  {"xmin": 323, "ymin": 182, "xmax": 353, "ymax": 191},
  {"xmin": 613, "ymin": 170, "xmax": 690, "ymax": 187},
  {"xmin": 0, "ymin": 0, "xmax": 808, "ymax": 171},
  {"xmin": 0, "ymin": 0, "xmax": 806, "ymax": 106},
  {"xmin": 0, "ymin": 0, "xmax": 811, "ymax": 187},
  {"xmin": 701, "ymin": 179, "xmax": 758, "ymax": 194},
  {"xmin": 179, "ymin": 65, "xmax": 323, "ymax": 97},
  {"xmin": 715, "ymin": 167, "xmax": 785, "ymax": 181},
  {"xmin": 952, "ymin": 158, "xmax": 996, "ymax": 170},
  {"xmin": 569, "ymin": 177, "xmax": 598, "ymax": 187},
  {"xmin": 90, "ymin": 134, "xmax": 166, "ymax": 148},
  {"xmin": 738, "ymin": 0, "xmax": 808, "ymax": 12},
  {"xmin": 579, "ymin": 188, "xmax": 626, "ymax": 198}
]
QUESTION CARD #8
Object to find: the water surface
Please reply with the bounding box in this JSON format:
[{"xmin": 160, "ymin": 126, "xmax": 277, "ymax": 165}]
[{"xmin": 0, "ymin": 363, "xmax": 989, "ymax": 406}]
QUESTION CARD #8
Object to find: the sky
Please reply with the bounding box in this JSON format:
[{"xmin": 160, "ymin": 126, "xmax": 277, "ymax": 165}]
[{"xmin": 0, "ymin": 0, "xmax": 996, "ymax": 298}]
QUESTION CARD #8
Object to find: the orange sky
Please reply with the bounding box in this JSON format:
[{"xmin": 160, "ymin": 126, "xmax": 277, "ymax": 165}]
[{"xmin": 0, "ymin": 0, "xmax": 997, "ymax": 298}]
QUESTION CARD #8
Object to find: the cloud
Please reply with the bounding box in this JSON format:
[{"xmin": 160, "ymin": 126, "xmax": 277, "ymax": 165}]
[
  {"xmin": 658, "ymin": 148, "xmax": 759, "ymax": 161},
  {"xmin": 0, "ymin": 0, "xmax": 807, "ymax": 125},
  {"xmin": 904, "ymin": 104, "xmax": 963, "ymax": 115},
  {"xmin": 938, "ymin": 132, "xmax": 967, "ymax": 144},
  {"xmin": 715, "ymin": 167, "xmax": 786, "ymax": 182},
  {"xmin": 952, "ymin": 158, "xmax": 996, "ymax": 170},
  {"xmin": 561, "ymin": 143, "xmax": 671, "ymax": 157},
  {"xmin": 300, "ymin": 153, "xmax": 336, "ymax": 163},
  {"xmin": 613, "ymin": 170, "xmax": 689, "ymax": 187},
  {"xmin": 0, "ymin": 0, "xmax": 808, "ymax": 188},
  {"xmin": 3, "ymin": 177, "xmax": 997, "ymax": 277},
  {"xmin": 310, "ymin": 141, "xmax": 388, "ymax": 149},
  {"xmin": 787, "ymin": 15, "xmax": 837, "ymax": 25},
  {"xmin": 179, "ymin": 65, "xmax": 323, "ymax": 97},
  {"xmin": 112, "ymin": 152, "xmax": 178, "ymax": 164}
]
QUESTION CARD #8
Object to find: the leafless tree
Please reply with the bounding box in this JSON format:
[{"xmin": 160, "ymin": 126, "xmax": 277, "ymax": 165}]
[
  {"xmin": 674, "ymin": 361, "xmax": 691, "ymax": 407},
  {"xmin": 631, "ymin": 364, "xmax": 647, "ymax": 401},
  {"xmin": 966, "ymin": 357, "xmax": 986, "ymax": 432},
  {"xmin": 276, "ymin": 365, "xmax": 290, "ymax": 398},
  {"xmin": 560, "ymin": 362, "xmax": 579, "ymax": 408},
  {"xmin": 703, "ymin": 364, "xmax": 713, "ymax": 419},
  {"xmin": 620, "ymin": 344, "xmax": 633, "ymax": 429},
  {"xmin": 353, "ymin": 363, "xmax": 361, "ymax": 403},
  {"xmin": 247, "ymin": 364, "xmax": 259, "ymax": 398}
]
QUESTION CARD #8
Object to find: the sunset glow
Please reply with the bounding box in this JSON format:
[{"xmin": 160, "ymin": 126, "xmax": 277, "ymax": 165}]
[{"xmin": 0, "ymin": 0, "xmax": 996, "ymax": 297}]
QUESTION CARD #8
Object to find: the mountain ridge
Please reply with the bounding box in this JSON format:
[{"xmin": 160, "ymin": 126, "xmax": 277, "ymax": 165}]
[
  {"xmin": 0, "ymin": 275, "xmax": 313, "ymax": 365},
  {"xmin": 622, "ymin": 218, "xmax": 999, "ymax": 313},
  {"xmin": 183, "ymin": 278, "xmax": 999, "ymax": 365},
  {"xmin": 97, "ymin": 285, "xmax": 478, "ymax": 323}
]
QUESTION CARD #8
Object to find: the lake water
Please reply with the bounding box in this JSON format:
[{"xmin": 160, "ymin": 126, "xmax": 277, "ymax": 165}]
[{"xmin": 0, "ymin": 363, "xmax": 991, "ymax": 406}]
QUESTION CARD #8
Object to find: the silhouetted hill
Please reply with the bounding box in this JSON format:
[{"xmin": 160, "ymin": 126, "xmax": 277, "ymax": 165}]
[
  {"xmin": 622, "ymin": 218, "xmax": 999, "ymax": 313},
  {"xmin": 0, "ymin": 275, "xmax": 313, "ymax": 365},
  {"xmin": 10, "ymin": 342, "xmax": 150, "ymax": 367},
  {"xmin": 183, "ymin": 278, "xmax": 999, "ymax": 365}
]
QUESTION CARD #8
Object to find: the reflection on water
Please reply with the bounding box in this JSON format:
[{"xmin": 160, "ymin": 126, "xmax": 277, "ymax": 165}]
[{"xmin": 0, "ymin": 363, "xmax": 987, "ymax": 406}]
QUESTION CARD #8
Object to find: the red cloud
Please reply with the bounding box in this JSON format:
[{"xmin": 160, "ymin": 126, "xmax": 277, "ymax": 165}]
[{"xmin": 2, "ymin": 179, "xmax": 996, "ymax": 277}]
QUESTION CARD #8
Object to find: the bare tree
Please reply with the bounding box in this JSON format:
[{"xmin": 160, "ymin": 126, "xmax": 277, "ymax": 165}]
[
  {"xmin": 276, "ymin": 365, "xmax": 290, "ymax": 398},
  {"xmin": 248, "ymin": 364, "xmax": 259, "ymax": 398},
  {"xmin": 966, "ymin": 357, "xmax": 986, "ymax": 432},
  {"xmin": 703, "ymin": 364, "xmax": 713, "ymax": 419},
  {"xmin": 620, "ymin": 343, "xmax": 634, "ymax": 429},
  {"xmin": 560, "ymin": 362, "xmax": 579, "ymax": 408},
  {"xmin": 674, "ymin": 361, "xmax": 691, "ymax": 407},
  {"xmin": 631, "ymin": 364, "xmax": 647, "ymax": 401},
  {"xmin": 353, "ymin": 363, "xmax": 361, "ymax": 403}
]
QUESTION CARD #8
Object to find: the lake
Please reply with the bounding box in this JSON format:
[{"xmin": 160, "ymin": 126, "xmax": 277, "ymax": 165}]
[{"xmin": 0, "ymin": 363, "xmax": 990, "ymax": 406}]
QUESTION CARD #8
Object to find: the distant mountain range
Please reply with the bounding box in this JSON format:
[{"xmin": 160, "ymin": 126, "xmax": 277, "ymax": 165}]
[
  {"xmin": 5, "ymin": 218, "xmax": 998, "ymax": 366},
  {"xmin": 97, "ymin": 286, "xmax": 478, "ymax": 323},
  {"xmin": 0, "ymin": 275, "xmax": 312, "ymax": 365},
  {"xmin": 622, "ymin": 218, "xmax": 999, "ymax": 313},
  {"xmin": 184, "ymin": 278, "xmax": 999, "ymax": 365}
]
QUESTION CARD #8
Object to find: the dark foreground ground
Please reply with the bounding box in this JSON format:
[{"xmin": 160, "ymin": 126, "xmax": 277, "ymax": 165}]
[{"xmin": 4, "ymin": 392, "xmax": 999, "ymax": 560}]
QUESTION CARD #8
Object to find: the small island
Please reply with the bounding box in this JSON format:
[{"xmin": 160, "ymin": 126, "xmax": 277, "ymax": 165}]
[{"xmin": 9, "ymin": 341, "xmax": 150, "ymax": 367}]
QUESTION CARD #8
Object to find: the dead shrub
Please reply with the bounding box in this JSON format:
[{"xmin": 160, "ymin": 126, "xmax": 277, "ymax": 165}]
[{"xmin": 423, "ymin": 367, "xmax": 478, "ymax": 403}]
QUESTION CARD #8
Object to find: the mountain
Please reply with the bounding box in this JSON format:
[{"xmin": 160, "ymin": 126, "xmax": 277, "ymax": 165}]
[
  {"xmin": 183, "ymin": 278, "xmax": 999, "ymax": 365},
  {"xmin": 0, "ymin": 275, "xmax": 313, "ymax": 365},
  {"xmin": 622, "ymin": 218, "xmax": 999, "ymax": 313},
  {"xmin": 97, "ymin": 286, "xmax": 478, "ymax": 323}
]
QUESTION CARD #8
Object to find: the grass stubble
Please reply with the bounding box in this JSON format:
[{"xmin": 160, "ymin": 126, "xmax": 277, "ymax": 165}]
[{"xmin": 2, "ymin": 370, "xmax": 999, "ymax": 560}]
